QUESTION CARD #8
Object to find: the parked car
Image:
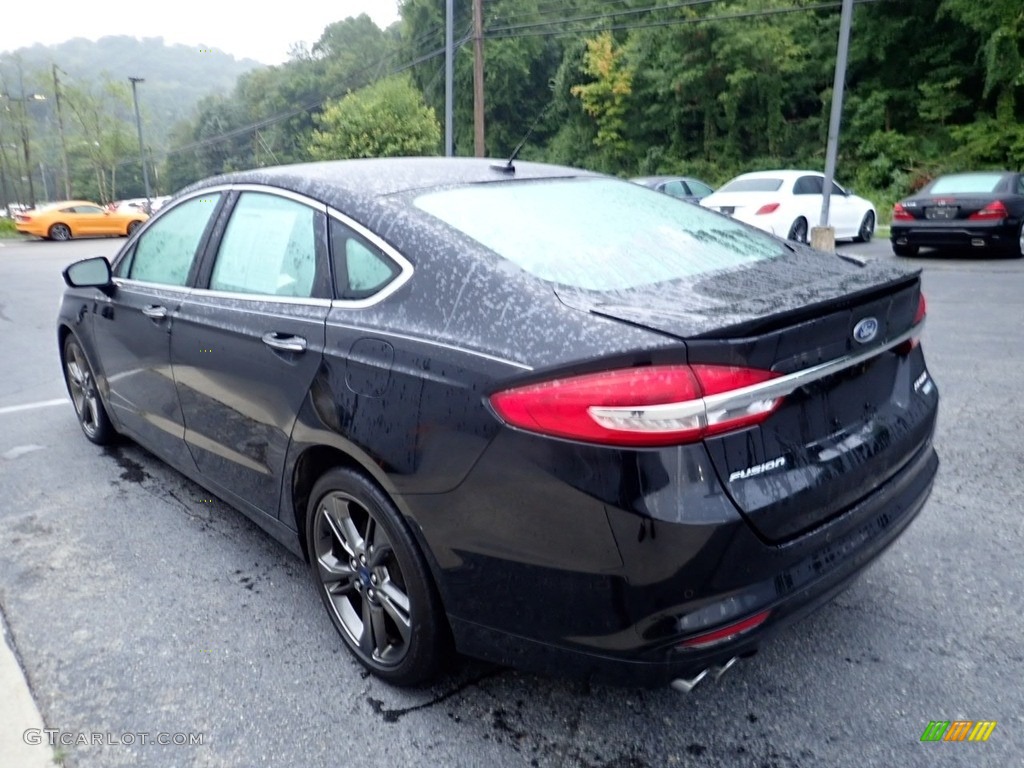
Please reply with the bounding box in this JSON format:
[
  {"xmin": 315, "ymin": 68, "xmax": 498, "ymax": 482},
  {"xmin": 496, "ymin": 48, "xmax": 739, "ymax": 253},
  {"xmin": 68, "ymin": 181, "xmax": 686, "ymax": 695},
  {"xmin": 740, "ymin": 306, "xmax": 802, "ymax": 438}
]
[
  {"xmin": 631, "ymin": 175, "xmax": 715, "ymax": 204},
  {"xmin": 700, "ymin": 170, "xmax": 876, "ymax": 244},
  {"xmin": 890, "ymin": 171, "xmax": 1024, "ymax": 258},
  {"xmin": 14, "ymin": 200, "xmax": 148, "ymax": 241},
  {"xmin": 58, "ymin": 158, "xmax": 938, "ymax": 689}
]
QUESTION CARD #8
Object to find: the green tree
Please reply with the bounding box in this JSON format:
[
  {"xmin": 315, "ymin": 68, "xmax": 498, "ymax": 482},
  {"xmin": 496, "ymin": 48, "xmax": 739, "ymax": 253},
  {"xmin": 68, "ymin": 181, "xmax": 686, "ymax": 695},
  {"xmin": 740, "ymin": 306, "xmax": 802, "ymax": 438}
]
[
  {"xmin": 571, "ymin": 32, "xmax": 634, "ymax": 165},
  {"xmin": 307, "ymin": 75, "xmax": 440, "ymax": 159}
]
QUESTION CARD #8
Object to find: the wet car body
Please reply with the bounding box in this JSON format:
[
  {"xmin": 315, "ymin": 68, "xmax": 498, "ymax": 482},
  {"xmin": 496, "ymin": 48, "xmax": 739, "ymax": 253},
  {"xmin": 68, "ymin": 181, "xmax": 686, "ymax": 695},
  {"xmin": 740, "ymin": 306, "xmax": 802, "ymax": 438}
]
[
  {"xmin": 57, "ymin": 158, "xmax": 939, "ymax": 687},
  {"xmin": 891, "ymin": 171, "xmax": 1024, "ymax": 257}
]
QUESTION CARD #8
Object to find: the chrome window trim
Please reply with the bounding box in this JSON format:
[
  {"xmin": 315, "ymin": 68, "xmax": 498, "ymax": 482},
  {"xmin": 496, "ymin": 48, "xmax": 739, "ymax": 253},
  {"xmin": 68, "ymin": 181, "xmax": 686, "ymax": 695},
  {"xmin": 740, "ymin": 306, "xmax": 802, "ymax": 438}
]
[
  {"xmin": 327, "ymin": 206, "xmax": 414, "ymax": 308},
  {"xmin": 184, "ymin": 288, "xmax": 333, "ymax": 307},
  {"xmin": 326, "ymin": 321, "xmax": 533, "ymax": 371},
  {"xmin": 589, "ymin": 322, "xmax": 924, "ymax": 429},
  {"xmin": 111, "ymin": 277, "xmax": 192, "ymax": 293}
]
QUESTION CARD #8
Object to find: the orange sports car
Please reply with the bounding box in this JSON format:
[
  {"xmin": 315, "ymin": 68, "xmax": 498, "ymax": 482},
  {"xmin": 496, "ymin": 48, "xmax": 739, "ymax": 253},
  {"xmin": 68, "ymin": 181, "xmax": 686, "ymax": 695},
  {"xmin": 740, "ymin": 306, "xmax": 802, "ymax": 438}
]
[{"xmin": 14, "ymin": 200, "xmax": 148, "ymax": 241}]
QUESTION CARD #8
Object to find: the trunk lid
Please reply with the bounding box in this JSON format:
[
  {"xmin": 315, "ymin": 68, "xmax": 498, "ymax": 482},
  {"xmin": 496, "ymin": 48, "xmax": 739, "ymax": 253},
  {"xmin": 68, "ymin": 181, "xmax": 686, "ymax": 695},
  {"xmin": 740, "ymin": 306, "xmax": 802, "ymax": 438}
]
[
  {"xmin": 557, "ymin": 251, "xmax": 938, "ymax": 542},
  {"xmin": 900, "ymin": 193, "xmax": 1001, "ymax": 222}
]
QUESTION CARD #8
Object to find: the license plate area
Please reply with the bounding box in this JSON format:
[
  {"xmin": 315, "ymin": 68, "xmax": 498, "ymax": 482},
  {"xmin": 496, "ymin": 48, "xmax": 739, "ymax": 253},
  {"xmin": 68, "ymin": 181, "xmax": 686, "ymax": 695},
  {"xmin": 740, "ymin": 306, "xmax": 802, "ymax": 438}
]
[
  {"xmin": 719, "ymin": 206, "xmax": 735, "ymax": 215},
  {"xmin": 925, "ymin": 206, "xmax": 958, "ymax": 220}
]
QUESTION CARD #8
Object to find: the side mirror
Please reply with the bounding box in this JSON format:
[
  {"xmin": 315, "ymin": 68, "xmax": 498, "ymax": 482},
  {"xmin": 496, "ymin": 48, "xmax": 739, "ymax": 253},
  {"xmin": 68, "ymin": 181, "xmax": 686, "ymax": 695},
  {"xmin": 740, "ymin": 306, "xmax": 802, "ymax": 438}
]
[{"xmin": 63, "ymin": 257, "xmax": 113, "ymax": 290}]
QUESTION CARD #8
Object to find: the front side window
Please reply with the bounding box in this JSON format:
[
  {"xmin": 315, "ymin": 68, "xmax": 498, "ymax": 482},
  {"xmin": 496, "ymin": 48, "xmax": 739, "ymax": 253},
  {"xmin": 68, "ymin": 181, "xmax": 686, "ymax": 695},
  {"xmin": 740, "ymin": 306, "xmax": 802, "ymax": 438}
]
[
  {"xmin": 688, "ymin": 180, "xmax": 714, "ymax": 197},
  {"xmin": 128, "ymin": 193, "xmax": 222, "ymax": 285},
  {"xmin": 414, "ymin": 178, "xmax": 783, "ymax": 291},
  {"xmin": 662, "ymin": 180, "xmax": 686, "ymax": 198},
  {"xmin": 209, "ymin": 193, "xmax": 321, "ymax": 298}
]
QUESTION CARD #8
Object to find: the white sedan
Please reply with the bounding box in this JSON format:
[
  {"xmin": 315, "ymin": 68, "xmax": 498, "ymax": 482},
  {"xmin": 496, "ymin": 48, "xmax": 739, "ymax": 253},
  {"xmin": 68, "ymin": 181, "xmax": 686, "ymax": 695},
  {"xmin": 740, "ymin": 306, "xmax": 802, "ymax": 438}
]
[{"xmin": 700, "ymin": 170, "xmax": 876, "ymax": 244}]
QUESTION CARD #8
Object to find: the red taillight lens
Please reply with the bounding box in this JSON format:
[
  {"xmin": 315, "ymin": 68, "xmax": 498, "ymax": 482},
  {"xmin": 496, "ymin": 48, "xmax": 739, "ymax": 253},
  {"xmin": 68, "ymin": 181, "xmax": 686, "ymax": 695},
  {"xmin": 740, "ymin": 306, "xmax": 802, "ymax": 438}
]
[
  {"xmin": 892, "ymin": 203, "xmax": 913, "ymax": 221},
  {"xmin": 489, "ymin": 364, "xmax": 782, "ymax": 447},
  {"xmin": 967, "ymin": 200, "xmax": 1008, "ymax": 221},
  {"xmin": 897, "ymin": 293, "xmax": 927, "ymax": 354},
  {"xmin": 678, "ymin": 610, "xmax": 772, "ymax": 650},
  {"xmin": 755, "ymin": 202, "xmax": 780, "ymax": 215}
]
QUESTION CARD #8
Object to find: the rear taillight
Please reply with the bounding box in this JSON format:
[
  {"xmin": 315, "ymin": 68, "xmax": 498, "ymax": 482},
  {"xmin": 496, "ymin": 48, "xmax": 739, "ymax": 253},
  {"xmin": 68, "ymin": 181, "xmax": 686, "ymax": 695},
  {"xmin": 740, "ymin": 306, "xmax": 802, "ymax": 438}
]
[
  {"xmin": 677, "ymin": 610, "xmax": 772, "ymax": 650},
  {"xmin": 968, "ymin": 200, "xmax": 1008, "ymax": 221},
  {"xmin": 892, "ymin": 203, "xmax": 913, "ymax": 221},
  {"xmin": 897, "ymin": 293, "xmax": 927, "ymax": 354},
  {"xmin": 755, "ymin": 203, "xmax": 780, "ymax": 215},
  {"xmin": 489, "ymin": 364, "xmax": 782, "ymax": 447}
]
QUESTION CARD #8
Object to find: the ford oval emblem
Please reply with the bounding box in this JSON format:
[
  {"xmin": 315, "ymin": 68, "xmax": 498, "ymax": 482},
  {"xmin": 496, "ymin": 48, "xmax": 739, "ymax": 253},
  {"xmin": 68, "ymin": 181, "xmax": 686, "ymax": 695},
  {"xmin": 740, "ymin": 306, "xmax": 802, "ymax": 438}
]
[{"xmin": 853, "ymin": 317, "xmax": 879, "ymax": 344}]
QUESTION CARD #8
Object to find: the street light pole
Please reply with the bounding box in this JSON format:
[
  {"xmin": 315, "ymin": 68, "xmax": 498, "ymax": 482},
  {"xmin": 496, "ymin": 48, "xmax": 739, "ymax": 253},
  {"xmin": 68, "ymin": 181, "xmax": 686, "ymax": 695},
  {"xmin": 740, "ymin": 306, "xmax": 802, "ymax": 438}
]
[{"xmin": 129, "ymin": 77, "xmax": 152, "ymax": 212}]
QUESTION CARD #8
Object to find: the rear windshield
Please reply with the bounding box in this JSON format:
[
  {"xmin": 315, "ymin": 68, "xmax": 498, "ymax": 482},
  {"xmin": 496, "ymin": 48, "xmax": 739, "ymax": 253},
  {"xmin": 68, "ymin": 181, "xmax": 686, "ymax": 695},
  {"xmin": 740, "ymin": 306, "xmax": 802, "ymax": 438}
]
[
  {"xmin": 719, "ymin": 177, "xmax": 784, "ymax": 193},
  {"xmin": 414, "ymin": 178, "xmax": 784, "ymax": 291},
  {"xmin": 928, "ymin": 173, "xmax": 1005, "ymax": 194}
]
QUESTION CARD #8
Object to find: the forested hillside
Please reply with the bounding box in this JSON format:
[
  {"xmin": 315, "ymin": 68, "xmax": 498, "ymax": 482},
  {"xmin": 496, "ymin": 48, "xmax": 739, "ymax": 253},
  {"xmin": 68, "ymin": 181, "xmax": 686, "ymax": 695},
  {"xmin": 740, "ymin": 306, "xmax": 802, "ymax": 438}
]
[
  {"xmin": 0, "ymin": 37, "xmax": 260, "ymax": 204},
  {"xmin": 3, "ymin": 1, "xmax": 1022, "ymax": 213}
]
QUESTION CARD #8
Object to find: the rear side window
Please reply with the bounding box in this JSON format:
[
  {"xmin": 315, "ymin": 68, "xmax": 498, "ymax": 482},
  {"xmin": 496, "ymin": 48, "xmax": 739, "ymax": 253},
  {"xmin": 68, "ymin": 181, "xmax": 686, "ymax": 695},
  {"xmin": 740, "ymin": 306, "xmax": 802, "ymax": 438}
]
[
  {"xmin": 330, "ymin": 218, "xmax": 400, "ymax": 300},
  {"xmin": 719, "ymin": 177, "xmax": 783, "ymax": 193},
  {"xmin": 128, "ymin": 194, "xmax": 222, "ymax": 285},
  {"xmin": 210, "ymin": 192, "xmax": 324, "ymax": 298},
  {"xmin": 414, "ymin": 178, "xmax": 783, "ymax": 291},
  {"xmin": 793, "ymin": 176, "xmax": 824, "ymax": 195}
]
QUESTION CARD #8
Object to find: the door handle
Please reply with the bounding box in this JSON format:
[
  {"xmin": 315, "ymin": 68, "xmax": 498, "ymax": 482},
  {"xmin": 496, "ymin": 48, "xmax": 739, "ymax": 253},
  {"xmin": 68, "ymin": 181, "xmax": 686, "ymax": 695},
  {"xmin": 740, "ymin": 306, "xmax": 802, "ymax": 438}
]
[
  {"xmin": 142, "ymin": 305, "xmax": 167, "ymax": 319},
  {"xmin": 261, "ymin": 332, "xmax": 307, "ymax": 353}
]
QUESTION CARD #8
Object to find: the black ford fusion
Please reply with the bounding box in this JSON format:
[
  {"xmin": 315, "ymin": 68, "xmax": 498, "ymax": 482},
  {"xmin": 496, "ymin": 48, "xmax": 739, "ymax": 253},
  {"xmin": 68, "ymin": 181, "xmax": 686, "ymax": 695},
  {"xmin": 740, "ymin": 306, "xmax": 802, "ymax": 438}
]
[
  {"xmin": 57, "ymin": 158, "xmax": 939, "ymax": 690},
  {"xmin": 891, "ymin": 170, "xmax": 1024, "ymax": 258}
]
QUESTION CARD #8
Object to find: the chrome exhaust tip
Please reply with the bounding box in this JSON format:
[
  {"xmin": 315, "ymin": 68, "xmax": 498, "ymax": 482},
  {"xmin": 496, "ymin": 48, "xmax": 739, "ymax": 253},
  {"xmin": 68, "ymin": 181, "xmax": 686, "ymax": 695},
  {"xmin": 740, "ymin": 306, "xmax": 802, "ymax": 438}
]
[
  {"xmin": 670, "ymin": 656, "xmax": 739, "ymax": 693},
  {"xmin": 971, "ymin": 238, "xmax": 985, "ymax": 247}
]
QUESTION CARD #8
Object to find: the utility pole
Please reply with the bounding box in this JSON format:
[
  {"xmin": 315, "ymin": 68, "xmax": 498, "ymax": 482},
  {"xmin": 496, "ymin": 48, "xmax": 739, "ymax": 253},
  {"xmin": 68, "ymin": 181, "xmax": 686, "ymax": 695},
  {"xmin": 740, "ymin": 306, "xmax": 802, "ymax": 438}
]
[
  {"xmin": 444, "ymin": 0, "xmax": 454, "ymax": 157},
  {"xmin": 52, "ymin": 64, "xmax": 72, "ymax": 199},
  {"xmin": 812, "ymin": 0, "xmax": 854, "ymax": 251},
  {"xmin": 15, "ymin": 63, "xmax": 37, "ymax": 208},
  {"xmin": 473, "ymin": 0, "xmax": 485, "ymax": 157},
  {"xmin": 129, "ymin": 77, "xmax": 152, "ymax": 213}
]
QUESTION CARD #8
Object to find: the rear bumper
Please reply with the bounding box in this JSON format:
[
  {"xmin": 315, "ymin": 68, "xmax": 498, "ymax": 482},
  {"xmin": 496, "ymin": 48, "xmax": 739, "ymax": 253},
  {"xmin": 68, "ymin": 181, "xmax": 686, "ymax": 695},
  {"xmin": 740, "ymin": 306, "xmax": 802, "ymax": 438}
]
[
  {"xmin": 409, "ymin": 422, "xmax": 939, "ymax": 687},
  {"xmin": 891, "ymin": 220, "xmax": 1019, "ymax": 252}
]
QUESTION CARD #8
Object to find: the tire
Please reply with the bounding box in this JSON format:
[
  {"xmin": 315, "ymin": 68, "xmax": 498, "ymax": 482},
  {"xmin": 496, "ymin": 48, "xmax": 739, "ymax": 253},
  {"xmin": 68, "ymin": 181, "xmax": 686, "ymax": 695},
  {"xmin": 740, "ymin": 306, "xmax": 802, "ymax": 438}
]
[
  {"xmin": 306, "ymin": 467, "xmax": 450, "ymax": 686},
  {"xmin": 1013, "ymin": 221, "xmax": 1024, "ymax": 259},
  {"xmin": 48, "ymin": 223, "xmax": 72, "ymax": 241},
  {"xmin": 787, "ymin": 217, "xmax": 808, "ymax": 244},
  {"xmin": 127, "ymin": 220, "xmax": 143, "ymax": 236},
  {"xmin": 854, "ymin": 211, "xmax": 875, "ymax": 243},
  {"xmin": 892, "ymin": 243, "xmax": 919, "ymax": 257},
  {"xmin": 62, "ymin": 335, "xmax": 116, "ymax": 445}
]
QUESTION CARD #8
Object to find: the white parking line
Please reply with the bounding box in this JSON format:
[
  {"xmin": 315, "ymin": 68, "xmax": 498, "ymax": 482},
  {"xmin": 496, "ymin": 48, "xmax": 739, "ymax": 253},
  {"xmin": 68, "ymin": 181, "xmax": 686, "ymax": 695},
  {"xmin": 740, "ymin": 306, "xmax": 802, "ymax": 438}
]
[{"xmin": 0, "ymin": 398, "xmax": 68, "ymax": 416}]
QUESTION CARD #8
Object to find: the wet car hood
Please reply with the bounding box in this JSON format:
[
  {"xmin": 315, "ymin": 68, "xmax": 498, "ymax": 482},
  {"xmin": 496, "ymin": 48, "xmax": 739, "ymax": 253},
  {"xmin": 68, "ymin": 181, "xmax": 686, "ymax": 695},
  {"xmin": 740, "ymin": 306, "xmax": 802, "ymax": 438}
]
[{"xmin": 555, "ymin": 248, "xmax": 919, "ymax": 339}]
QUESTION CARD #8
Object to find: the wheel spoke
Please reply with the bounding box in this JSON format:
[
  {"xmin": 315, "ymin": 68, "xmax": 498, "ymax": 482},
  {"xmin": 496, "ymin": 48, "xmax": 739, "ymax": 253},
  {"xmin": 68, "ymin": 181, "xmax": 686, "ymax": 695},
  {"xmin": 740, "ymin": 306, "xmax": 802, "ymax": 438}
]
[
  {"xmin": 367, "ymin": 542, "xmax": 392, "ymax": 569},
  {"xmin": 84, "ymin": 397, "xmax": 98, "ymax": 429},
  {"xmin": 321, "ymin": 498, "xmax": 360, "ymax": 557},
  {"xmin": 360, "ymin": 596, "xmax": 389, "ymax": 658},
  {"xmin": 377, "ymin": 580, "xmax": 412, "ymax": 644},
  {"xmin": 316, "ymin": 551, "xmax": 355, "ymax": 587}
]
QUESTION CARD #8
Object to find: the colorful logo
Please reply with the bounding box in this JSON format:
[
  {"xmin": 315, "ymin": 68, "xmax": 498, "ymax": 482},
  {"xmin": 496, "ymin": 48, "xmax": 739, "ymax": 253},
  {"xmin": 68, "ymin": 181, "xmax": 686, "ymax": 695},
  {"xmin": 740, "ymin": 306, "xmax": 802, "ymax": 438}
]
[{"xmin": 920, "ymin": 721, "xmax": 996, "ymax": 742}]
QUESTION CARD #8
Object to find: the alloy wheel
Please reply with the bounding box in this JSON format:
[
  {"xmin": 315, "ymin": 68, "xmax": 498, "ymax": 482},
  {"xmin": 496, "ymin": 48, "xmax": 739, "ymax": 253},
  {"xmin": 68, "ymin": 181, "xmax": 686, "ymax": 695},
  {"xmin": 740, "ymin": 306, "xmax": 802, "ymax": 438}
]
[
  {"xmin": 50, "ymin": 223, "xmax": 71, "ymax": 241},
  {"xmin": 65, "ymin": 341, "xmax": 102, "ymax": 439},
  {"xmin": 312, "ymin": 491, "xmax": 412, "ymax": 668}
]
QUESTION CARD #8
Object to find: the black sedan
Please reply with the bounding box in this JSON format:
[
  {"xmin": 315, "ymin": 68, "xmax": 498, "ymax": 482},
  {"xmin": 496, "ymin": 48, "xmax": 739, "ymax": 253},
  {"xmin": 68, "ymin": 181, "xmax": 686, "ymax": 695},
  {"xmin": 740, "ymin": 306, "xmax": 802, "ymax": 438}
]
[
  {"xmin": 891, "ymin": 171, "xmax": 1024, "ymax": 257},
  {"xmin": 631, "ymin": 175, "xmax": 715, "ymax": 203},
  {"xmin": 58, "ymin": 158, "xmax": 939, "ymax": 689}
]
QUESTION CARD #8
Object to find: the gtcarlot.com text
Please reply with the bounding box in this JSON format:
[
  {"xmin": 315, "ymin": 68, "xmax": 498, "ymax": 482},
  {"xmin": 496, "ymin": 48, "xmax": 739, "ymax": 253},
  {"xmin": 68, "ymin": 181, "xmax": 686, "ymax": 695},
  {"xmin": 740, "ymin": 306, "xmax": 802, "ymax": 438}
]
[{"xmin": 24, "ymin": 729, "xmax": 204, "ymax": 747}]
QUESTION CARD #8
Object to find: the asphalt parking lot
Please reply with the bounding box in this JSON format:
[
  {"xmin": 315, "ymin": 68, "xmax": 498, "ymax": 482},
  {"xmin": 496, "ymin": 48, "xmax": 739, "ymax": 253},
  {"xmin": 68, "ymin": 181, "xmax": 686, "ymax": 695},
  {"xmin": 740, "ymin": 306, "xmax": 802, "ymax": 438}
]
[{"xmin": 1, "ymin": 235, "xmax": 1021, "ymax": 767}]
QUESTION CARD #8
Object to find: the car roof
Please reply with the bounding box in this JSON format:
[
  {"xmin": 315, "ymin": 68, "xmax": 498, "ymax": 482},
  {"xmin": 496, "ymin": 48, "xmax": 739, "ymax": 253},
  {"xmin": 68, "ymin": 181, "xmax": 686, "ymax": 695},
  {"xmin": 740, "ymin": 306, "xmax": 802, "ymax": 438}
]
[
  {"xmin": 36, "ymin": 200, "xmax": 101, "ymax": 211},
  {"xmin": 183, "ymin": 157, "xmax": 601, "ymax": 210},
  {"xmin": 631, "ymin": 175, "xmax": 702, "ymax": 184},
  {"xmin": 730, "ymin": 170, "xmax": 820, "ymax": 180}
]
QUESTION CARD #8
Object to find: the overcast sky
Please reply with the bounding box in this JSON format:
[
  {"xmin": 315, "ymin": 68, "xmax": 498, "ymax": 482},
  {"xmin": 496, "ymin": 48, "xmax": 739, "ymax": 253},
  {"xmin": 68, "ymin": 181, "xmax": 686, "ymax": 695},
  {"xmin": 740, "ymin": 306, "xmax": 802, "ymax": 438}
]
[{"xmin": 0, "ymin": 1, "xmax": 401, "ymax": 65}]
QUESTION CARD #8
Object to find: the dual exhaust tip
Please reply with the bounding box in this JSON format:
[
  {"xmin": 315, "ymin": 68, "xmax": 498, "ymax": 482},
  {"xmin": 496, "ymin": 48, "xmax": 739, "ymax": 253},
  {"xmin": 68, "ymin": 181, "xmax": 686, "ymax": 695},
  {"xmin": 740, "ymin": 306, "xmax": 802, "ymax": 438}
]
[{"xmin": 669, "ymin": 656, "xmax": 740, "ymax": 693}]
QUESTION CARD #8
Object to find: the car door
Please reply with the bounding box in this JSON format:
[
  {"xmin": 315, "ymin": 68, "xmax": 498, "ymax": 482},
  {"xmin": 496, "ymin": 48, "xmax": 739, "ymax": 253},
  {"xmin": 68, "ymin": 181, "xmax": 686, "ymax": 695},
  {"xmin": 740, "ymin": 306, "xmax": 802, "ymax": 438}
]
[
  {"xmin": 792, "ymin": 174, "xmax": 824, "ymax": 228},
  {"xmin": 170, "ymin": 188, "xmax": 331, "ymax": 517},
  {"xmin": 827, "ymin": 180, "xmax": 861, "ymax": 237},
  {"xmin": 89, "ymin": 193, "xmax": 226, "ymax": 473},
  {"xmin": 73, "ymin": 204, "xmax": 107, "ymax": 235}
]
